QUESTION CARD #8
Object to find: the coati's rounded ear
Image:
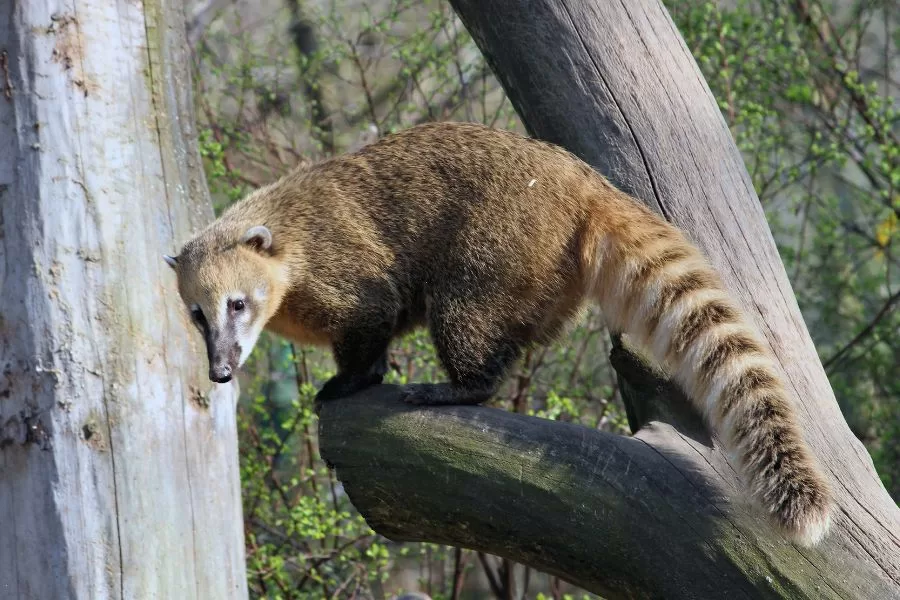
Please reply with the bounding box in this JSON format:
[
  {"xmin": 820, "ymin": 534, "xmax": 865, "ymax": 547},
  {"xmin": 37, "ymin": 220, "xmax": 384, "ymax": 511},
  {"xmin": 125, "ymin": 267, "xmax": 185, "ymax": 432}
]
[
  {"xmin": 241, "ymin": 225, "xmax": 273, "ymax": 254},
  {"xmin": 163, "ymin": 255, "xmax": 178, "ymax": 269}
]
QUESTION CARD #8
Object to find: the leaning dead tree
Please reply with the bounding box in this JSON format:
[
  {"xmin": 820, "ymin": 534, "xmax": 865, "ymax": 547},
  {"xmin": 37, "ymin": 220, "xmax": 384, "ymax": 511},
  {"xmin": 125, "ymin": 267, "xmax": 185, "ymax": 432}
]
[
  {"xmin": 0, "ymin": 1, "xmax": 246, "ymax": 598},
  {"xmin": 318, "ymin": 1, "xmax": 900, "ymax": 598}
]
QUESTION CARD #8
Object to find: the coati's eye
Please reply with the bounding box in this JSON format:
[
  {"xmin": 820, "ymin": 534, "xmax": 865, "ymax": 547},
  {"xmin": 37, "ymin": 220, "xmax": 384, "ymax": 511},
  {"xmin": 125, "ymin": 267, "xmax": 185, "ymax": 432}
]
[{"xmin": 232, "ymin": 299, "xmax": 245, "ymax": 312}]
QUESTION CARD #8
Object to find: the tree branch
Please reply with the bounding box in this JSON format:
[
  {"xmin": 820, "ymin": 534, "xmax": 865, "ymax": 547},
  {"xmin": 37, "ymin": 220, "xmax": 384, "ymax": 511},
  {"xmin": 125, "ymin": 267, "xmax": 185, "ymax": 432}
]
[
  {"xmin": 318, "ymin": 387, "xmax": 894, "ymax": 599},
  {"xmin": 608, "ymin": 335, "xmax": 707, "ymax": 440}
]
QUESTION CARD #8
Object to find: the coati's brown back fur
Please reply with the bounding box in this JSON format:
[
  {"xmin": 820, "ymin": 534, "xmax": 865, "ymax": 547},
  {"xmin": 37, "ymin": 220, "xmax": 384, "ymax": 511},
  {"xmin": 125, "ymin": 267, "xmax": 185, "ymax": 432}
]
[{"xmin": 170, "ymin": 121, "xmax": 832, "ymax": 546}]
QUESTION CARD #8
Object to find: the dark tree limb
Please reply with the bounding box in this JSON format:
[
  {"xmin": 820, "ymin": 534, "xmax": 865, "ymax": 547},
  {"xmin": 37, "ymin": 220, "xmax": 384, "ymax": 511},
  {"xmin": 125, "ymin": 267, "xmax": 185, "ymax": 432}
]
[
  {"xmin": 608, "ymin": 335, "xmax": 706, "ymax": 438},
  {"xmin": 319, "ymin": 0, "xmax": 900, "ymax": 598},
  {"xmin": 320, "ymin": 387, "xmax": 885, "ymax": 599}
]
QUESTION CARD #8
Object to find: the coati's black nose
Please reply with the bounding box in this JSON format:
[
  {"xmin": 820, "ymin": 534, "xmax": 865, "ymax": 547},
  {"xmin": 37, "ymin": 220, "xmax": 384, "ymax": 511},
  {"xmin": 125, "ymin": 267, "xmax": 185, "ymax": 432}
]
[{"xmin": 210, "ymin": 365, "xmax": 232, "ymax": 384}]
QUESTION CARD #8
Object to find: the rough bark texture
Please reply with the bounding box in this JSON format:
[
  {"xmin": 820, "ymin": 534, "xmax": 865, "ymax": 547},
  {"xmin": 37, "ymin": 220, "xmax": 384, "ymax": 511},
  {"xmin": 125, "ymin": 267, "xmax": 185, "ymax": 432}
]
[
  {"xmin": 318, "ymin": 1, "xmax": 900, "ymax": 598},
  {"xmin": 0, "ymin": 1, "xmax": 247, "ymax": 598}
]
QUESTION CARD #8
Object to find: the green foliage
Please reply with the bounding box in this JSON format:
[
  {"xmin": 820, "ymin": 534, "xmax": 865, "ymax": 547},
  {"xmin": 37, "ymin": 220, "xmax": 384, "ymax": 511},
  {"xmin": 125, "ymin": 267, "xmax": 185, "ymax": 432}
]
[{"xmin": 192, "ymin": 0, "xmax": 898, "ymax": 596}]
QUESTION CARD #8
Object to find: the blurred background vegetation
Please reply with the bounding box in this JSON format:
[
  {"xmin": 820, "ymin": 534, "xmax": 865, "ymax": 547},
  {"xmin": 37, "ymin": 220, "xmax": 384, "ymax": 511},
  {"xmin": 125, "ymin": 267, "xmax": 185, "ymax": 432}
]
[{"xmin": 185, "ymin": 0, "xmax": 898, "ymax": 597}]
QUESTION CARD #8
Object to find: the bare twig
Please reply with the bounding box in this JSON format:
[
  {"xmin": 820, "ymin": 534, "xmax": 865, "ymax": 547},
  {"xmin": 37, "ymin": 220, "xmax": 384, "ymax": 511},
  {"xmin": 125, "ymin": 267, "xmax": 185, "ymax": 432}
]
[
  {"xmin": 450, "ymin": 547, "xmax": 468, "ymax": 600},
  {"xmin": 476, "ymin": 553, "xmax": 505, "ymax": 599},
  {"xmin": 823, "ymin": 287, "xmax": 900, "ymax": 372}
]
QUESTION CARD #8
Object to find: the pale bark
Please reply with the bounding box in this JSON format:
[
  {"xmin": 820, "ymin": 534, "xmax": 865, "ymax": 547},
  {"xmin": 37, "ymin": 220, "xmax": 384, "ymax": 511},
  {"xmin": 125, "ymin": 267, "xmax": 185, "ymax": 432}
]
[
  {"xmin": 0, "ymin": 1, "xmax": 246, "ymax": 598},
  {"xmin": 318, "ymin": 1, "xmax": 900, "ymax": 598}
]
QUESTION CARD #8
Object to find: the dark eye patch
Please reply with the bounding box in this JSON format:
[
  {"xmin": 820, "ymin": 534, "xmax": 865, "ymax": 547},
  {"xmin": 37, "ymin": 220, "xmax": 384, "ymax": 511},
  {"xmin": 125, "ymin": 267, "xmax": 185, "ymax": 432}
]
[{"xmin": 191, "ymin": 307, "xmax": 208, "ymax": 331}]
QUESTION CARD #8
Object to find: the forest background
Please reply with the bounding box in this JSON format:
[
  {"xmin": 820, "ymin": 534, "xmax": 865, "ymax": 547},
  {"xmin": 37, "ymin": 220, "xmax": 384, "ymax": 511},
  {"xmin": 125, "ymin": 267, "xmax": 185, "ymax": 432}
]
[{"xmin": 185, "ymin": 0, "xmax": 899, "ymax": 597}]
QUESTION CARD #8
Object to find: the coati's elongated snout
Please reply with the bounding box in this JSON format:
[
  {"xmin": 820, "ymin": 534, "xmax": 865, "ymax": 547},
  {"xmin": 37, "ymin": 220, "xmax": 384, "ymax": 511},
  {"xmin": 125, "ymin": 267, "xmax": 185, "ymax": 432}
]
[
  {"xmin": 202, "ymin": 313, "xmax": 244, "ymax": 384},
  {"xmin": 164, "ymin": 225, "xmax": 289, "ymax": 384}
]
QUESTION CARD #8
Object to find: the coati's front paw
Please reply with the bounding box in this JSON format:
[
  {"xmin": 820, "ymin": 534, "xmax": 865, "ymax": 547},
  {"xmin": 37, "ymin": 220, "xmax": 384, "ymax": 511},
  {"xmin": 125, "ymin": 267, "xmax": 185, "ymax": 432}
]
[
  {"xmin": 314, "ymin": 372, "xmax": 384, "ymax": 414},
  {"xmin": 314, "ymin": 379, "xmax": 346, "ymax": 406}
]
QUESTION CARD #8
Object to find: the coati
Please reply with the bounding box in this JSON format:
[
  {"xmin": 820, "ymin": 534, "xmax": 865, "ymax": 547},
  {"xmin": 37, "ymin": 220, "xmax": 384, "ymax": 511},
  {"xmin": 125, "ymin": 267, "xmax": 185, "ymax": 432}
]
[{"xmin": 164, "ymin": 121, "xmax": 832, "ymax": 546}]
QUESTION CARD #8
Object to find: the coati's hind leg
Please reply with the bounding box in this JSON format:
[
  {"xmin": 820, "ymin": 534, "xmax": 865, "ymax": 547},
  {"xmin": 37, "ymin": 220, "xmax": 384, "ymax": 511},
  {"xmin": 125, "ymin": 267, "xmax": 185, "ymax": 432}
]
[{"xmin": 400, "ymin": 298, "xmax": 523, "ymax": 406}]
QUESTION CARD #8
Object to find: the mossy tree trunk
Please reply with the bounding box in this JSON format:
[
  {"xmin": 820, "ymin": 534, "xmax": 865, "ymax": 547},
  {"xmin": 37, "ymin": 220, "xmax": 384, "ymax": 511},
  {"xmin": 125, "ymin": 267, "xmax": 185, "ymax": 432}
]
[
  {"xmin": 318, "ymin": 1, "xmax": 900, "ymax": 598},
  {"xmin": 0, "ymin": 1, "xmax": 247, "ymax": 598}
]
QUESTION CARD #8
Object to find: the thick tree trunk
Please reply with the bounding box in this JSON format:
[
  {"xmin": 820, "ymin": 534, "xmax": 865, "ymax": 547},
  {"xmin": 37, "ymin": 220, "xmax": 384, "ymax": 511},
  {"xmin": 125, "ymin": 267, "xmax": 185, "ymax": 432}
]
[
  {"xmin": 318, "ymin": 1, "xmax": 900, "ymax": 598},
  {"xmin": 0, "ymin": 1, "xmax": 247, "ymax": 598}
]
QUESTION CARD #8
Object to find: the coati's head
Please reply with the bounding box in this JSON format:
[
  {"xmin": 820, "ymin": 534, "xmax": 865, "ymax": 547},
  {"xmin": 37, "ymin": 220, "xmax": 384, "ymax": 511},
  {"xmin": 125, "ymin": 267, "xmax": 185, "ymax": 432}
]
[{"xmin": 165, "ymin": 225, "xmax": 289, "ymax": 384}]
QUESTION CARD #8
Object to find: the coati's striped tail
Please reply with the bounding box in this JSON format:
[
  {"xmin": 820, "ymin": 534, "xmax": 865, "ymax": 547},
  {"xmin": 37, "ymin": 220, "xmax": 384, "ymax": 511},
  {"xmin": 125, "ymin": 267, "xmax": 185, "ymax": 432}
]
[{"xmin": 590, "ymin": 206, "xmax": 832, "ymax": 546}]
